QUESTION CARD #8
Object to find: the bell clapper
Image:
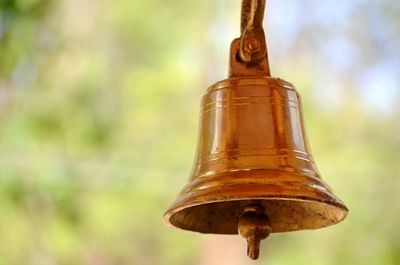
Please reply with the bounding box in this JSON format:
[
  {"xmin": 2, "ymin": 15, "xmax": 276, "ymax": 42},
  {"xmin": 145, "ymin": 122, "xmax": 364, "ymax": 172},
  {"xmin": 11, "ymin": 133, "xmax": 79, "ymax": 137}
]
[{"xmin": 238, "ymin": 204, "xmax": 271, "ymax": 260}]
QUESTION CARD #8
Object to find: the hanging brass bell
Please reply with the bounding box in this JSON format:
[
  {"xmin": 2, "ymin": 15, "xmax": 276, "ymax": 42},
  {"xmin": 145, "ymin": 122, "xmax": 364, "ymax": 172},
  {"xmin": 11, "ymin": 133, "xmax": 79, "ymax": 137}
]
[{"xmin": 164, "ymin": 0, "xmax": 348, "ymax": 260}]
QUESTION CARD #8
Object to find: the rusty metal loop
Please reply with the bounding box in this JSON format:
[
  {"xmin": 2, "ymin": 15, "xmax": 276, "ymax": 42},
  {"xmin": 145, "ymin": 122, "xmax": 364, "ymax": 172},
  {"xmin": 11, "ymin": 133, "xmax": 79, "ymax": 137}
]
[{"xmin": 240, "ymin": 0, "xmax": 267, "ymax": 64}]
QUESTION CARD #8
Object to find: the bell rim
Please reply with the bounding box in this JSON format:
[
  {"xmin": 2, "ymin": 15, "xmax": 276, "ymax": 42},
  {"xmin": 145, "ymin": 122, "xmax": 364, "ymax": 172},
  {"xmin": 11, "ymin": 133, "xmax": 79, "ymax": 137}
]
[{"xmin": 164, "ymin": 195, "xmax": 348, "ymax": 234}]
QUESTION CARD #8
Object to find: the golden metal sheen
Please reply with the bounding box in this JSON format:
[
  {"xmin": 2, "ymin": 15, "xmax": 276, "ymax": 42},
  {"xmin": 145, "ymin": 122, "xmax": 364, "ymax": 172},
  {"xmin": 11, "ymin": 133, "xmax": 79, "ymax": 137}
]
[{"xmin": 164, "ymin": 0, "xmax": 348, "ymax": 260}]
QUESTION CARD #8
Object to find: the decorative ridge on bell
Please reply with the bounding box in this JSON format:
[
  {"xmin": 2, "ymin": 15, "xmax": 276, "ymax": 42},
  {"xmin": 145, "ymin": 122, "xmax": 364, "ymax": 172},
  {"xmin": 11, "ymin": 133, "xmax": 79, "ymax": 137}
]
[{"xmin": 164, "ymin": 0, "xmax": 348, "ymax": 260}]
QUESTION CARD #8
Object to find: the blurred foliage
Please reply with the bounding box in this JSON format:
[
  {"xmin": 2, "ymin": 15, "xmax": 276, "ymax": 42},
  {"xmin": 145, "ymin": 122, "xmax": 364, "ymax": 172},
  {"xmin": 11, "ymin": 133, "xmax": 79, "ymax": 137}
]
[{"xmin": 0, "ymin": 0, "xmax": 399, "ymax": 264}]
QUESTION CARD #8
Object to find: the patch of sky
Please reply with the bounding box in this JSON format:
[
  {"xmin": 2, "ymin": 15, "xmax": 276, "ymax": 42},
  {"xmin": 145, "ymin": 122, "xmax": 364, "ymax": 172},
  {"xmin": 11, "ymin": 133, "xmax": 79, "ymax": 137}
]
[
  {"xmin": 356, "ymin": 63, "xmax": 399, "ymax": 114},
  {"xmin": 268, "ymin": 0, "xmax": 303, "ymax": 43},
  {"xmin": 308, "ymin": 0, "xmax": 359, "ymax": 28},
  {"xmin": 321, "ymin": 37, "xmax": 359, "ymax": 72}
]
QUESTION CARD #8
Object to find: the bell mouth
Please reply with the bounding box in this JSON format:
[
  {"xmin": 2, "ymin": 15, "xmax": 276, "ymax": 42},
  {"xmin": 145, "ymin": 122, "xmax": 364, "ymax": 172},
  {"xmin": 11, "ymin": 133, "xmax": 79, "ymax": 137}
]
[
  {"xmin": 164, "ymin": 197, "xmax": 348, "ymax": 235},
  {"xmin": 164, "ymin": 169, "xmax": 348, "ymax": 234}
]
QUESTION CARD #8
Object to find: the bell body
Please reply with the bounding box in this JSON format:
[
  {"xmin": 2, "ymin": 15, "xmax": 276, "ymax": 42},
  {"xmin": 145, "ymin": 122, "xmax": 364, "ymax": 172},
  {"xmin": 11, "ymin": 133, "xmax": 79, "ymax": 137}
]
[{"xmin": 164, "ymin": 76, "xmax": 348, "ymax": 234}]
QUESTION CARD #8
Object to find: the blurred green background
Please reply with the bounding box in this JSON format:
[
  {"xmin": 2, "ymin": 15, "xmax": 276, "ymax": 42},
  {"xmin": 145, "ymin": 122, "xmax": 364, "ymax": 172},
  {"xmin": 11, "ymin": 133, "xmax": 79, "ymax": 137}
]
[{"xmin": 0, "ymin": 0, "xmax": 399, "ymax": 264}]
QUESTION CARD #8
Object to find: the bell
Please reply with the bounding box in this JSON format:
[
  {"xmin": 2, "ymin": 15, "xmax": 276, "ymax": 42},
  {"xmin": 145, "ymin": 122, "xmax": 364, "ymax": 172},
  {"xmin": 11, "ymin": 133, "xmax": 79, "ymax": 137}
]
[{"xmin": 164, "ymin": 0, "xmax": 348, "ymax": 260}]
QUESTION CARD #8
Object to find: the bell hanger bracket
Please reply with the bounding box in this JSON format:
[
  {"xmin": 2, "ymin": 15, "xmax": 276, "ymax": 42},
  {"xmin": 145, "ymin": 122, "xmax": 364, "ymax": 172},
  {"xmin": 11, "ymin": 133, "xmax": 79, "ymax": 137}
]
[{"xmin": 229, "ymin": 0, "xmax": 270, "ymax": 77}]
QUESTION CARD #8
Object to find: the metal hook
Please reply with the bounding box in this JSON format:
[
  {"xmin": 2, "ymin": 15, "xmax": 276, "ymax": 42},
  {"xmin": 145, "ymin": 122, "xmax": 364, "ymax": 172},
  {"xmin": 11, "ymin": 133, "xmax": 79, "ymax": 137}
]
[
  {"xmin": 241, "ymin": 0, "xmax": 266, "ymax": 34},
  {"xmin": 240, "ymin": 0, "xmax": 267, "ymax": 64}
]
